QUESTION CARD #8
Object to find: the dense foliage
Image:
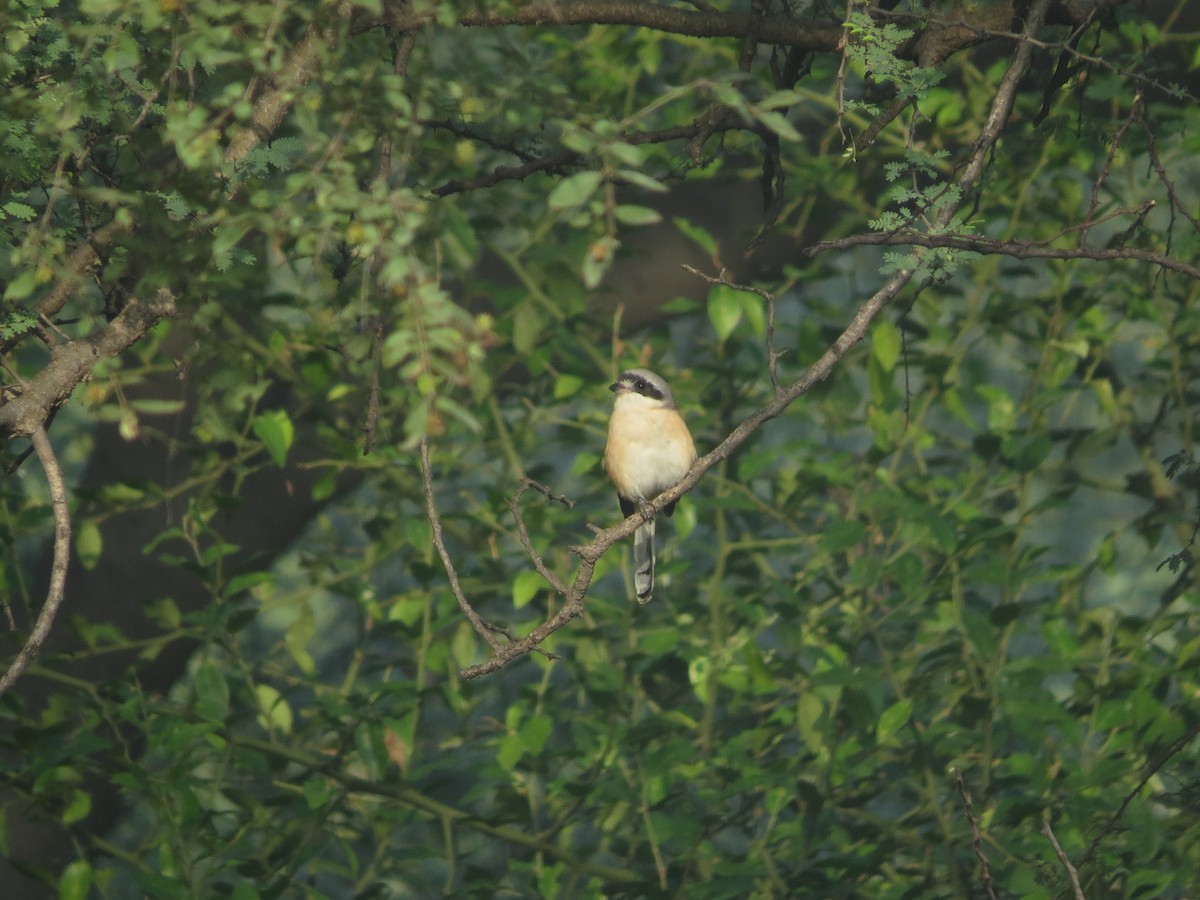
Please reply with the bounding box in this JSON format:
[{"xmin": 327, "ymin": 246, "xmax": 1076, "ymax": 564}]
[{"xmin": 2, "ymin": 1, "xmax": 1199, "ymax": 897}]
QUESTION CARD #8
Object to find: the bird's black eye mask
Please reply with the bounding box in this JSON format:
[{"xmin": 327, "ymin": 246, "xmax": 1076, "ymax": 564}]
[{"xmin": 631, "ymin": 378, "xmax": 662, "ymax": 401}]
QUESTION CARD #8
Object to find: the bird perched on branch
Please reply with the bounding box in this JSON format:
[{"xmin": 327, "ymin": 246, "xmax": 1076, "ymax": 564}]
[{"xmin": 603, "ymin": 368, "xmax": 696, "ymax": 603}]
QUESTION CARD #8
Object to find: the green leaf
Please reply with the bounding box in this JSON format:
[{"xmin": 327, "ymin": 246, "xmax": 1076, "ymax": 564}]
[
  {"xmin": 877, "ymin": 698, "xmax": 913, "ymax": 744},
  {"xmin": 255, "ymin": 684, "xmax": 293, "ymax": 734},
  {"xmin": 582, "ymin": 237, "xmax": 619, "ymax": 289},
  {"xmin": 193, "ymin": 663, "xmax": 229, "ymax": 723},
  {"xmin": 707, "ymin": 285, "xmax": 742, "ymax": 342},
  {"xmin": 553, "ymin": 373, "xmax": 584, "ymax": 399},
  {"xmin": 60, "ymin": 789, "xmax": 92, "ymax": 826},
  {"xmin": 616, "ymin": 168, "xmax": 668, "ymax": 193},
  {"xmin": 496, "ymin": 733, "xmax": 523, "ymax": 770},
  {"xmin": 512, "ymin": 570, "xmax": 542, "ymax": 609},
  {"xmin": 75, "ymin": 520, "xmax": 102, "ymax": 571},
  {"xmin": 547, "ymin": 171, "xmax": 602, "ymax": 210},
  {"xmin": 872, "ymin": 319, "xmax": 902, "ymax": 372},
  {"xmin": 518, "ymin": 714, "xmax": 552, "ymax": 755},
  {"xmin": 303, "ymin": 777, "xmax": 333, "ymax": 810},
  {"xmin": 755, "ymin": 109, "xmax": 802, "ymax": 142},
  {"xmin": 252, "ymin": 409, "xmax": 295, "ymax": 467},
  {"xmin": 512, "ymin": 301, "xmax": 543, "ymax": 354},
  {"xmin": 614, "ymin": 204, "xmax": 662, "ymax": 226},
  {"xmin": 58, "ymin": 860, "xmax": 92, "ymax": 900},
  {"xmin": 673, "ymin": 217, "xmax": 718, "ymax": 257},
  {"xmin": 821, "ymin": 519, "xmax": 865, "ymax": 553}
]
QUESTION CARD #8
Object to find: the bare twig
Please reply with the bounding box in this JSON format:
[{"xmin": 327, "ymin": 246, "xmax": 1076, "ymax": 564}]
[
  {"xmin": 0, "ymin": 427, "xmax": 72, "ymax": 696},
  {"xmin": 952, "ymin": 768, "xmax": 998, "ymax": 900},
  {"xmin": 1042, "ymin": 819, "xmax": 1086, "ymax": 900},
  {"xmin": 420, "ymin": 437, "xmax": 503, "ymax": 652}
]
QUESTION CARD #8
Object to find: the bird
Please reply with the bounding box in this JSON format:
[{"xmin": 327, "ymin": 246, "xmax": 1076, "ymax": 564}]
[{"xmin": 603, "ymin": 368, "xmax": 697, "ymax": 603}]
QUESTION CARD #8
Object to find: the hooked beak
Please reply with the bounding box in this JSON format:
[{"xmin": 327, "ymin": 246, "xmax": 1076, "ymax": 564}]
[{"xmin": 609, "ymin": 381, "xmax": 627, "ymax": 394}]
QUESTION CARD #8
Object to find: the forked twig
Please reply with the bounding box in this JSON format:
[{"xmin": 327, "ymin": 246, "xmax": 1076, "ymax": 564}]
[
  {"xmin": 420, "ymin": 441, "xmax": 559, "ymax": 661},
  {"xmin": 508, "ymin": 481, "xmax": 571, "ymax": 596}
]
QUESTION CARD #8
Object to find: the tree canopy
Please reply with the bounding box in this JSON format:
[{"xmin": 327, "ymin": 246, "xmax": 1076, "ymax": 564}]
[{"xmin": 2, "ymin": 0, "xmax": 1200, "ymax": 897}]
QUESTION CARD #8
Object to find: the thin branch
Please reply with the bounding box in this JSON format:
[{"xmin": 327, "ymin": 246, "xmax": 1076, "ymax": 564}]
[
  {"xmin": 952, "ymin": 768, "xmax": 999, "ymax": 900},
  {"xmin": 430, "ymin": 122, "xmax": 741, "ymax": 197},
  {"xmin": 1042, "ymin": 819, "xmax": 1086, "ymax": 900},
  {"xmin": 361, "ymin": 319, "xmax": 384, "ymax": 455},
  {"xmin": 799, "ymin": 230, "xmax": 1200, "ymax": 280},
  {"xmin": 0, "ymin": 427, "xmax": 72, "ymax": 696},
  {"xmin": 1079, "ymin": 91, "xmax": 1141, "ymax": 245},
  {"xmin": 462, "ymin": 253, "xmax": 915, "ymax": 681},
  {"xmin": 852, "ymin": 92, "xmax": 915, "ymax": 154},
  {"xmin": 874, "ymin": 9, "xmax": 1197, "ymax": 104},
  {"xmin": 419, "ymin": 437, "xmax": 503, "ymax": 652}
]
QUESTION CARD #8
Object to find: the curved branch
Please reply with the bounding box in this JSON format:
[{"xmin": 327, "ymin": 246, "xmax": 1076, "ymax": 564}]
[
  {"xmin": 0, "ymin": 427, "xmax": 71, "ymax": 696},
  {"xmin": 420, "ymin": 437, "xmax": 504, "ymax": 652}
]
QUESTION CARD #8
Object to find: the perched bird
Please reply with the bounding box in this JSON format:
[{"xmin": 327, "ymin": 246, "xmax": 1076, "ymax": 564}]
[{"xmin": 603, "ymin": 368, "xmax": 697, "ymax": 602}]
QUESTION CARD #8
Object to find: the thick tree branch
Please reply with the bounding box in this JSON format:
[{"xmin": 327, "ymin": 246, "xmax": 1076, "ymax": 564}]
[
  {"xmin": 457, "ymin": 0, "xmax": 1053, "ymax": 679},
  {"xmin": 0, "ymin": 289, "xmax": 178, "ymax": 440},
  {"xmin": 222, "ymin": 7, "xmax": 348, "ymax": 166},
  {"xmin": 0, "ymin": 427, "xmax": 71, "ymax": 696},
  {"xmin": 390, "ymin": 1, "xmax": 846, "ymax": 51}
]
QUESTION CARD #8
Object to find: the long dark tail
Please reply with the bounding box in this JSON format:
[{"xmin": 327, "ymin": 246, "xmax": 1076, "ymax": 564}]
[{"xmin": 634, "ymin": 517, "xmax": 655, "ymax": 603}]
